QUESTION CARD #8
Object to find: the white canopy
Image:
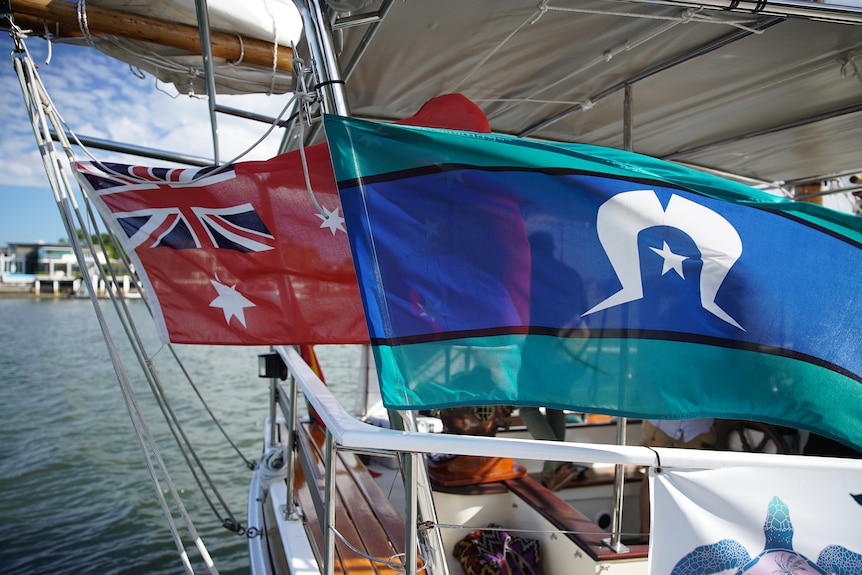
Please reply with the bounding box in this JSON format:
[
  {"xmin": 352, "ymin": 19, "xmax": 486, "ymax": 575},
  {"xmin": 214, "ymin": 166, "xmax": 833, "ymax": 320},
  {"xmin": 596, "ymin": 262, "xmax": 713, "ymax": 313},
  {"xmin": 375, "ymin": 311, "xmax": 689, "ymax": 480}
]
[
  {"xmin": 321, "ymin": 0, "xmax": 862, "ymax": 192},
  {"xmin": 7, "ymin": 0, "xmax": 862, "ymax": 197}
]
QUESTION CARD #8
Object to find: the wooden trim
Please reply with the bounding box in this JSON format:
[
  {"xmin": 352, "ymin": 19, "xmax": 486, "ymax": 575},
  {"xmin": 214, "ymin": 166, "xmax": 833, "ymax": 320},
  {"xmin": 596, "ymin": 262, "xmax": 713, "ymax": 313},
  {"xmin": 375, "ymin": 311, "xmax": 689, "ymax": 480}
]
[
  {"xmin": 504, "ymin": 476, "xmax": 649, "ymax": 562},
  {"xmin": 295, "ymin": 421, "xmax": 409, "ymax": 575},
  {"xmin": 10, "ymin": 0, "xmax": 292, "ymax": 71}
]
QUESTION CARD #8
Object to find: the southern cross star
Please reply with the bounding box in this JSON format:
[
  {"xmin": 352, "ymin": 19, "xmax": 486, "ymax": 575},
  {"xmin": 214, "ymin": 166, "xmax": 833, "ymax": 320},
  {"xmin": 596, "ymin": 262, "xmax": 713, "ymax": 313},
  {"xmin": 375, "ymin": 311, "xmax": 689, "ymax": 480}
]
[
  {"xmin": 317, "ymin": 206, "xmax": 346, "ymax": 235},
  {"xmin": 650, "ymin": 241, "xmax": 688, "ymax": 279},
  {"xmin": 209, "ymin": 278, "xmax": 255, "ymax": 327}
]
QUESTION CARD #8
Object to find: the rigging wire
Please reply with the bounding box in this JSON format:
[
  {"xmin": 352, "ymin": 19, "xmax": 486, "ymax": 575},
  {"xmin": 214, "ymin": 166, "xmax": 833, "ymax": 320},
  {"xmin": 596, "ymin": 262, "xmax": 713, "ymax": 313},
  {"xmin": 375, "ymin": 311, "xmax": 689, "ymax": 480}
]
[
  {"xmin": 71, "ymin": 173, "xmax": 259, "ymax": 478},
  {"xmin": 24, "ymin": 32, "xmax": 258, "ymax": 530},
  {"xmin": 262, "ymin": 0, "xmax": 280, "ymax": 95},
  {"xmin": 6, "ymin": 28, "xmax": 297, "ymax": 572},
  {"xmin": 451, "ymin": 1, "xmax": 766, "ymax": 120},
  {"xmin": 75, "ymin": 0, "xmax": 96, "ymax": 49},
  {"xmin": 10, "ymin": 33, "xmax": 209, "ymax": 575},
  {"xmin": 67, "ymin": 40, "xmax": 335, "ymax": 232},
  {"xmin": 77, "ymin": 196, "xmax": 247, "ymax": 531},
  {"xmin": 10, "ymin": 13, "xmax": 339, "ymax": 557},
  {"xmin": 9, "ymin": 13, "xmax": 326, "ymax": 534}
]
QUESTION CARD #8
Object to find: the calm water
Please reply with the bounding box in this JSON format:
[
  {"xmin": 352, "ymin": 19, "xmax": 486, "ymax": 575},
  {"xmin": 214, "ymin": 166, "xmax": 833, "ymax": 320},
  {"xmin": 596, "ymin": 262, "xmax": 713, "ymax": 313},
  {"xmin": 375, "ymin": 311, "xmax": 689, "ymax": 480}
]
[{"xmin": 0, "ymin": 297, "xmax": 360, "ymax": 574}]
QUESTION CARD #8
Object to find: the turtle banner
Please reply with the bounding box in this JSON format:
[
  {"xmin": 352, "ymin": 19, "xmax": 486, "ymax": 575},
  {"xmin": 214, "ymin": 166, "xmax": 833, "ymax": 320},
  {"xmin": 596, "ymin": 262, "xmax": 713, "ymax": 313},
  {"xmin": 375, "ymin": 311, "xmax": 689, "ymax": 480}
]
[{"xmin": 651, "ymin": 465, "xmax": 862, "ymax": 575}]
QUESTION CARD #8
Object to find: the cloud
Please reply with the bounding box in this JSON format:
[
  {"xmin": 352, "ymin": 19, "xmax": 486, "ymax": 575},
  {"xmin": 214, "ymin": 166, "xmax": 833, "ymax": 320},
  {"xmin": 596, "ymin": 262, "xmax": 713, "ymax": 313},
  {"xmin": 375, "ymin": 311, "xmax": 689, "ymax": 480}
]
[
  {"xmin": 0, "ymin": 34, "xmax": 295, "ymax": 245},
  {"xmin": 1, "ymin": 37, "xmax": 288, "ymax": 188}
]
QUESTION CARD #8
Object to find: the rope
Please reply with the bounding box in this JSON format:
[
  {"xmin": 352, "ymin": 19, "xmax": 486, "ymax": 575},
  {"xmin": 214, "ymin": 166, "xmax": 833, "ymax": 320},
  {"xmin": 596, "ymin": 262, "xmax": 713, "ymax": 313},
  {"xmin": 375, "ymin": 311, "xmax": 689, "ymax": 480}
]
[
  {"xmin": 288, "ymin": 46, "xmax": 344, "ymax": 230},
  {"xmin": 229, "ymin": 34, "xmax": 245, "ymax": 66},
  {"xmin": 544, "ymin": 3, "xmax": 765, "ymax": 32},
  {"xmin": 448, "ymin": 2, "xmax": 545, "ymax": 93},
  {"xmin": 258, "ymin": 446, "xmax": 288, "ymax": 482},
  {"xmin": 42, "ymin": 20, "xmax": 53, "ymax": 64},
  {"xmin": 433, "ymin": 521, "xmax": 646, "ymax": 541},
  {"xmin": 330, "ymin": 525, "xmax": 429, "ymax": 573},
  {"xmin": 12, "ymin": 42, "xmax": 205, "ymax": 575},
  {"xmin": 11, "ymin": 20, "xmax": 337, "ymax": 560},
  {"xmin": 451, "ymin": 1, "xmax": 765, "ymax": 121},
  {"xmin": 77, "ymin": 167, "xmax": 256, "ymax": 534},
  {"xmin": 646, "ymin": 445, "xmax": 663, "ymax": 471},
  {"xmin": 90, "ymin": 33, "xmax": 288, "ymax": 98},
  {"xmin": 25, "ymin": 47, "xmax": 242, "ymax": 475},
  {"xmin": 75, "ymin": 154, "xmax": 251, "ymax": 534},
  {"xmin": 262, "ymin": 0, "xmax": 279, "ymax": 95},
  {"xmin": 70, "ymin": 86, "xmax": 300, "ymax": 178},
  {"xmin": 129, "ymin": 64, "xmax": 146, "ymax": 79},
  {"xmin": 9, "ymin": 32, "xmax": 255, "ymax": 574},
  {"xmin": 839, "ymin": 52, "xmax": 862, "ymax": 85},
  {"xmin": 165, "ymin": 343, "xmax": 258, "ymax": 470},
  {"xmin": 75, "ymin": 0, "xmax": 96, "ymax": 48},
  {"xmin": 20, "ymin": 21, "xmax": 306, "ymax": 527}
]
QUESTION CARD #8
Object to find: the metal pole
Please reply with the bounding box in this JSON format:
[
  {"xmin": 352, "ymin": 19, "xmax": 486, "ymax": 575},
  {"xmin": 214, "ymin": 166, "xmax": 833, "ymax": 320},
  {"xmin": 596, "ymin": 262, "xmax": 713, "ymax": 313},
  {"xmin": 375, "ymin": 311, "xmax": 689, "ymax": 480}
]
[
  {"xmin": 605, "ymin": 417, "xmax": 629, "ymax": 552},
  {"xmin": 603, "ymin": 83, "xmax": 635, "ymax": 554},
  {"xmin": 623, "ymin": 83, "xmax": 633, "ymax": 153},
  {"xmin": 194, "ymin": 0, "xmax": 220, "ymax": 163},
  {"xmin": 295, "ymin": 0, "xmax": 349, "ymax": 116},
  {"xmin": 284, "ymin": 373, "xmax": 298, "ymax": 512},
  {"xmin": 404, "ymin": 452, "xmax": 418, "ymax": 575},
  {"xmin": 354, "ymin": 344, "xmax": 371, "ymax": 418},
  {"xmin": 518, "ymin": 18, "xmax": 782, "ymax": 138},
  {"xmin": 392, "ymin": 410, "xmax": 450, "ymax": 575},
  {"xmin": 50, "ymin": 131, "xmax": 212, "ymax": 166},
  {"xmin": 340, "ymin": 0, "xmax": 396, "ymax": 80},
  {"xmin": 269, "ymin": 375, "xmax": 278, "ymax": 449},
  {"xmin": 323, "ymin": 431, "xmax": 337, "ymax": 575}
]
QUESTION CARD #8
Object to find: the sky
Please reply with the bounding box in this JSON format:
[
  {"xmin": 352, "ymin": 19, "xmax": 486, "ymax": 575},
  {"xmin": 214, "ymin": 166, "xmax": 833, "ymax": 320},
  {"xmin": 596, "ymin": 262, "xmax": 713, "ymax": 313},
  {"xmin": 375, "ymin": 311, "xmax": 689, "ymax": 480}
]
[
  {"xmin": 0, "ymin": 32, "xmax": 296, "ymax": 246},
  {"xmin": 3, "ymin": 5, "xmax": 861, "ymax": 246}
]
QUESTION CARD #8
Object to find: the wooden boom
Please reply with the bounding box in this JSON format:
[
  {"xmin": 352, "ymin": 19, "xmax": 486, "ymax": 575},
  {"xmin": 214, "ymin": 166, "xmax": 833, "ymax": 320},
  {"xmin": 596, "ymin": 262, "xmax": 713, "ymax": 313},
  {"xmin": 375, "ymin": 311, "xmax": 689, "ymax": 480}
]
[{"xmin": 9, "ymin": 0, "xmax": 293, "ymax": 71}]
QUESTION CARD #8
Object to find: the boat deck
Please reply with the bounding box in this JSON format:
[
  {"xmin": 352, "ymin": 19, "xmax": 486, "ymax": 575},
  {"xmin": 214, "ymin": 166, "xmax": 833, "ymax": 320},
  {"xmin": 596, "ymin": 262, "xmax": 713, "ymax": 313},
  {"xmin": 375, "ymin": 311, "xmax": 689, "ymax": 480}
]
[
  {"xmin": 505, "ymin": 476, "xmax": 649, "ymax": 560},
  {"xmin": 295, "ymin": 421, "xmax": 410, "ymax": 575},
  {"xmin": 294, "ymin": 419, "xmax": 649, "ymax": 575}
]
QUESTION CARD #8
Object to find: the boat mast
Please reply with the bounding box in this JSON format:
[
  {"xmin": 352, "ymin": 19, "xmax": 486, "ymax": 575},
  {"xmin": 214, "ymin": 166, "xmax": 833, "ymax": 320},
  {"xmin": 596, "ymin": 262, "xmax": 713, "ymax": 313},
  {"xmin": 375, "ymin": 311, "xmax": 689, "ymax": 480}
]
[
  {"xmin": 294, "ymin": 0, "xmax": 349, "ymax": 117},
  {"xmin": 290, "ymin": 7, "xmax": 352, "ymax": 573},
  {"xmin": 291, "ymin": 4, "xmax": 449, "ymax": 574}
]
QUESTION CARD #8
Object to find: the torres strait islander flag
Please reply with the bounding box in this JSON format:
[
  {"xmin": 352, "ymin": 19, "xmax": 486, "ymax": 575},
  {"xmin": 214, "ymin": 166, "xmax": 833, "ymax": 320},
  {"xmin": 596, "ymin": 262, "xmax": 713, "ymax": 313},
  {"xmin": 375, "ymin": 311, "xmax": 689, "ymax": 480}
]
[
  {"xmin": 75, "ymin": 94, "xmax": 491, "ymax": 346},
  {"xmin": 324, "ymin": 114, "xmax": 862, "ymax": 450}
]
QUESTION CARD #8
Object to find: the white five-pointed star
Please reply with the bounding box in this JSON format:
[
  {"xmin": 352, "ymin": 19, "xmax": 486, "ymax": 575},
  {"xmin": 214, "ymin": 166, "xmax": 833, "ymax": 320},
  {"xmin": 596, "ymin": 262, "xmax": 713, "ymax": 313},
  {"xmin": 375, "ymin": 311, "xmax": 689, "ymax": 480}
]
[
  {"xmin": 317, "ymin": 206, "xmax": 346, "ymax": 235},
  {"xmin": 649, "ymin": 241, "xmax": 688, "ymax": 279},
  {"xmin": 417, "ymin": 298, "xmax": 445, "ymax": 322},
  {"xmin": 209, "ymin": 278, "xmax": 255, "ymax": 327}
]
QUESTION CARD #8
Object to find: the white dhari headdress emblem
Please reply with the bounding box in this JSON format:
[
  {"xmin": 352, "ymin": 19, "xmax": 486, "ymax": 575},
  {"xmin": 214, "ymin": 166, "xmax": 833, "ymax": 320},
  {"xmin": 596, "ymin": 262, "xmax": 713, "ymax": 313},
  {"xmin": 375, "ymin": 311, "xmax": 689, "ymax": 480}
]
[{"xmin": 582, "ymin": 190, "xmax": 744, "ymax": 331}]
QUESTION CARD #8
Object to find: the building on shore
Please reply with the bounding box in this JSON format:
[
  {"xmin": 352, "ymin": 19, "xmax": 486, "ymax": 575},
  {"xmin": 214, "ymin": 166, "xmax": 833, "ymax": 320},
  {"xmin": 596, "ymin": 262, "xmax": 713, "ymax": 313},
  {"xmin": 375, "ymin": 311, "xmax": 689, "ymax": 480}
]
[{"xmin": 0, "ymin": 242, "xmax": 139, "ymax": 298}]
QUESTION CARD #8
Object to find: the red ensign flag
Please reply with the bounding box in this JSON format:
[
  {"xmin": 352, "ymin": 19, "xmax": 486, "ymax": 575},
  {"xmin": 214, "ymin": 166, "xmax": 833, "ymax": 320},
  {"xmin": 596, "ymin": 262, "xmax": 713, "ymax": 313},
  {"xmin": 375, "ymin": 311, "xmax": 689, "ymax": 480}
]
[{"xmin": 76, "ymin": 94, "xmax": 490, "ymax": 345}]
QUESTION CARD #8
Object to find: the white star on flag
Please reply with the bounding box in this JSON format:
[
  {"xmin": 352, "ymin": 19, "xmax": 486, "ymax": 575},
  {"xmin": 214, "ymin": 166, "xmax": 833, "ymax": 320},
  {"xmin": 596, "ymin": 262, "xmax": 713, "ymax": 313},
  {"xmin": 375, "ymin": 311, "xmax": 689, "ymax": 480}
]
[
  {"xmin": 209, "ymin": 277, "xmax": 256, "ymax": 327},
  {"xmin": 317, "ymin": 206, "xmax": 346, "ymax": 235},
  {"xmin": 418, "ymin": 297, "xmax": 445, "ymax": 322},
  {"xmin": 650, "ymin": 241, "xmax": 688, "ymax": 279}
]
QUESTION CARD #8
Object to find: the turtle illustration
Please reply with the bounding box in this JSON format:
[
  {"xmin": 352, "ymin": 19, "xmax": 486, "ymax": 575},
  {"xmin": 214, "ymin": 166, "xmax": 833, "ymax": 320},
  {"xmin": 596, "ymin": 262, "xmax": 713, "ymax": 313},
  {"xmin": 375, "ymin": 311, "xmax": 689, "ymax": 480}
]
[{"xmin": 671, "ymin": 496, "xmax": 862, "ymax": 575}]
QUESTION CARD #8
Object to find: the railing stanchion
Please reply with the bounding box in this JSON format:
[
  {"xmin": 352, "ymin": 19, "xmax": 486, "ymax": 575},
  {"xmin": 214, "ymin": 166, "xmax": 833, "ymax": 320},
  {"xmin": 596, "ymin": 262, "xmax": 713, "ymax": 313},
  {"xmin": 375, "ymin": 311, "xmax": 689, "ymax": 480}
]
[{"xmin": 323, "ymin": 431, "xmax": 337, "ymax": 575}]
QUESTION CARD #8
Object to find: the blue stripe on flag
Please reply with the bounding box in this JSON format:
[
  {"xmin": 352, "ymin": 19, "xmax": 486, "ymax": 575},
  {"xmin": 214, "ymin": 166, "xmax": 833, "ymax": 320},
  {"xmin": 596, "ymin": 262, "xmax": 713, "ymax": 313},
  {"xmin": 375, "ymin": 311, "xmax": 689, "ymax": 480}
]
[{"xmin": 324, "ymin": 115, "xmax": 862, "ymax": 449}]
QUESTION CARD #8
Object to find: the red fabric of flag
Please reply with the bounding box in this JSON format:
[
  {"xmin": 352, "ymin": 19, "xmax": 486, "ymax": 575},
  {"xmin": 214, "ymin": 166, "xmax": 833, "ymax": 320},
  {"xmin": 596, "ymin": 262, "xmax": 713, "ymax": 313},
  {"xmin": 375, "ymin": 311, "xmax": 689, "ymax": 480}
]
[{"xmin": 78, "ymin": 94, "xmax": 489, "ymax": 345}]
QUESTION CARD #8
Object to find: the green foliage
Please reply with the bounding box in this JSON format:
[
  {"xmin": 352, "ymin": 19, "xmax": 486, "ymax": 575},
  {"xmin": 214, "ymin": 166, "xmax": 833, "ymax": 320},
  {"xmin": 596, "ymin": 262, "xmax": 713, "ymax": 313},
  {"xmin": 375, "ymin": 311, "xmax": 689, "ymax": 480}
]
[{"xmin": 74, "ymin": 229, "xmax": 123, "ymax": 260}]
